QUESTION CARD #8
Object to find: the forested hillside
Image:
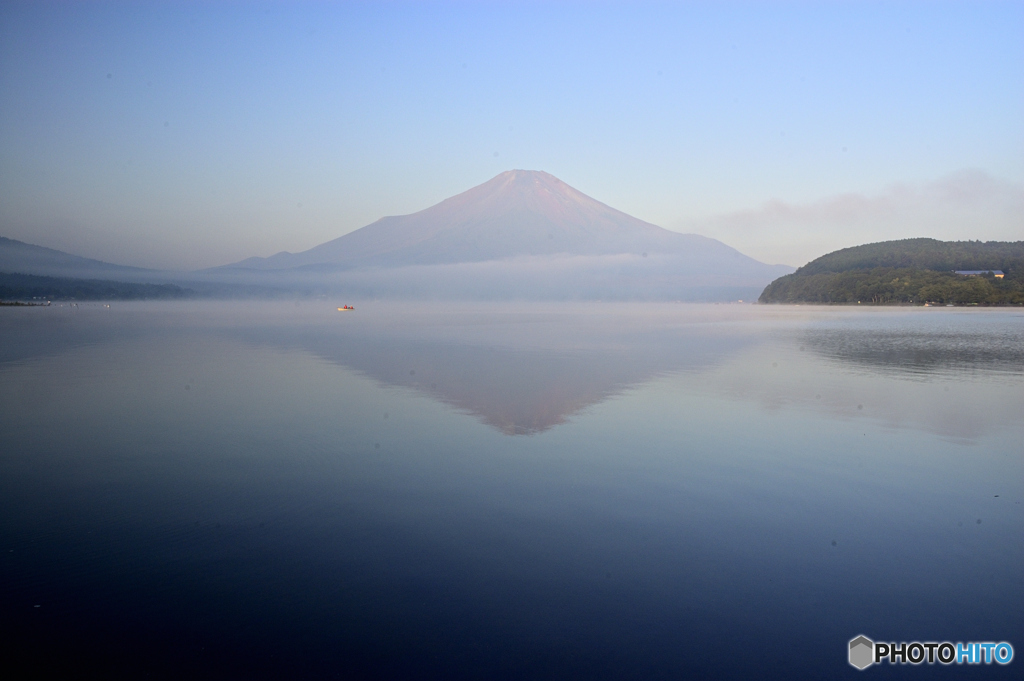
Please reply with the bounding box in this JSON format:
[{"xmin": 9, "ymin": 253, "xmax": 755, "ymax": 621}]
[
  {"xmin": 0, "ymin": 272, "xmax": 193, "ymax": 301},
  {"xmin": 759, "ymin": 239, "xmax": 1024, "ymax": 305}
]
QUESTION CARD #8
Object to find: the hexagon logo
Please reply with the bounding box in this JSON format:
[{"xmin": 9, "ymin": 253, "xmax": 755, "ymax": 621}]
[{"xmin": 849, "ymin": 635, "xmax": 874, "ymax": 670}]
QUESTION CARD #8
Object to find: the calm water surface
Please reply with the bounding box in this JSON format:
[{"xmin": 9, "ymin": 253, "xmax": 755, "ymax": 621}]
[{"xmin": 1, "ymin": 301, "xmax": 1021, "ymax": 679}]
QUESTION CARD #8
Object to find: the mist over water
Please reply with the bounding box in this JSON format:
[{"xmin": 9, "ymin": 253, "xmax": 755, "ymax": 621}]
[{"xmin": 1, "ymin": 302, "xmax": 1021, "ymax": 679}]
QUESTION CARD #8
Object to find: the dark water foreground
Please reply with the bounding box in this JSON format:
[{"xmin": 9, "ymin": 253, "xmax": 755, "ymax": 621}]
[{"xmin": 1, "ymin": 302, "xmax": 1021, "ymax": 679}]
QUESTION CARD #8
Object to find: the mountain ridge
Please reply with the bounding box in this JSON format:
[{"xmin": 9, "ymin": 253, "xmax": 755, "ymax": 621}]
[
  {"xmin": 221, "ymin": 170, "xmax": 785, "ymax": 272},
  {"xmin": 3, "ymin": 172, "xmax": 795, "ymax": 300},
  {"xmin": 759, "ymin": 238, "xmax": 1024, "ymax": 305},
  {"xmin": 0, "ymin": 236, "xmax": 154, "ymax": 279}
]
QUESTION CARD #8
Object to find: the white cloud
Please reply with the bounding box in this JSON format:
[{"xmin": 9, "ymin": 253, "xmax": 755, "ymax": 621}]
[{"xmin": 677, "ymin": 170, "xmax": 1024, "ymax": 267}]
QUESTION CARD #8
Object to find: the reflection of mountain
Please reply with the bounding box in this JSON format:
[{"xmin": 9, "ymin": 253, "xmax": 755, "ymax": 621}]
[
  {"xmin": 803, "ymin": 328, "xmax": 1024, "ymax": 377},
  {"xmin": 237, "ymin": 307, "xmax": 758, "ymax": 435},
  {"xmin": 0, "ymin": 303, "xmax": 756, "ymax": 435},
  {"xmin": 283, "ymin": 339, "xmax": 750, "ymax": 435}
]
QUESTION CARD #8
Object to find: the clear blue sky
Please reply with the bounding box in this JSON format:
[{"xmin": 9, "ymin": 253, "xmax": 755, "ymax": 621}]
[{"xmin": 1, "ymin": 1, "xmax": 1021, "ymax": 268}]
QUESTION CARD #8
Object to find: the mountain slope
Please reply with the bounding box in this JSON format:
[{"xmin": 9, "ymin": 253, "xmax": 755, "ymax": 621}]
[
  {"xmin": 0, "ymin": 272, "xmax": 192, "ymax": 301},
  {"xmin": 795, "ymin": 238, "xmax": 1024, "ymax": 276},
  {"xmin": 759, "ymin": 239, "xmax": 1024, "ymax": 305},
  {"xmin": 3, "ymin": 171, "xmax": 794, "ymax": 301},
  {"xmin": 0, "ymin": 236, "xmax": 151, "ymax": 279},
  {"xmin": 224, "ymin": 170, "xmax": 784, "ymax": 274}
]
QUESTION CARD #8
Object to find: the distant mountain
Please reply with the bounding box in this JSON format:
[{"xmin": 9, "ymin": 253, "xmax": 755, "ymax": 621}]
[
  {"xmin": 215, "ymin": 170, "xmax": 791, "ymax": 300},
  {"xmin": 0, "ymin": 236, "xmax": 150, "ymax": 280},
  {"xmin": 0, "ymin": 271, "xmax": 192, "ymax": 302},
  {"xmin": 759, "ymin": 238, "xmax": 1024, "ymax": 305},
  {"xmin": 0, "ymin": 237, "xmax": 244, "ymax": 299},
  {"xmin": 224, "ymin": 170, "xmax": 788, "ymax": 272},
  {"xmin": 790, "ymin": 238, "xmax": 1024, "ymax": 275},
  {"xmin": 3, "ymin": 172, "xmax": 794, "ymax": 301}
]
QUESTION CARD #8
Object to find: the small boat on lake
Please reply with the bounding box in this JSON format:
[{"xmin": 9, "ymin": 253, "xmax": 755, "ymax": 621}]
[{"xmin": 337, "ymin": 305, "xmax": 355, "ymax": 311}]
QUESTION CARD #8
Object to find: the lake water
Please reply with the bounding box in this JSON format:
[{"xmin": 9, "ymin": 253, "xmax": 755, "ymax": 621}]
[{"xmin": 1, "ymin": 301, "xmax": 1021, "ymax": 679}]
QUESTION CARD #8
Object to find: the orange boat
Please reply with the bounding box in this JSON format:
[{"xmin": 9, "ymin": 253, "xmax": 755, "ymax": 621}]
[{"xmin": 337, "ymin": 305, "xmax": 355, "ymax": 311}]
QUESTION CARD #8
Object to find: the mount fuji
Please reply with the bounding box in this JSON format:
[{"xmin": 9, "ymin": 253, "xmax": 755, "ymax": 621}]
[
  {"xmin": 214, "ymin": 170, "xmax": 791, "ymax": 300},
  {"xmin": 226, "ymin": 170, "xmax": 787, "ymax": 274}
]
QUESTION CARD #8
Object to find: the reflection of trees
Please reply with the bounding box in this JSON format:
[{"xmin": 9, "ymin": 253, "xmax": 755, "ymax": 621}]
[{"xmin": 802, "ymin": 329, "xmax": 1024, "ymax": 377}]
